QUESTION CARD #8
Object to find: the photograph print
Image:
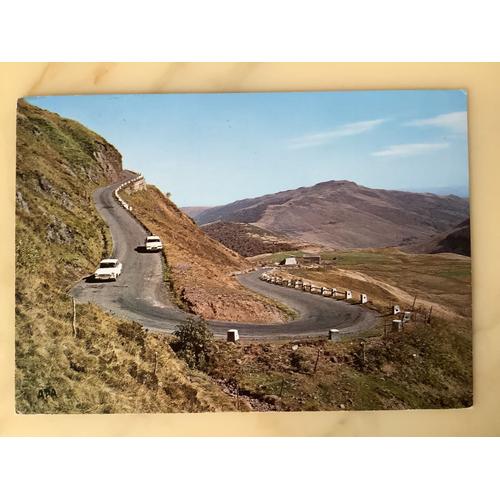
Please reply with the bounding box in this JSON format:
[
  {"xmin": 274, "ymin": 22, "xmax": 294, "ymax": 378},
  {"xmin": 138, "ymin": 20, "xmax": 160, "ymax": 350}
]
[{"xmin": 15, "ymin": 90, "xmax": 471, "ymax": 413}]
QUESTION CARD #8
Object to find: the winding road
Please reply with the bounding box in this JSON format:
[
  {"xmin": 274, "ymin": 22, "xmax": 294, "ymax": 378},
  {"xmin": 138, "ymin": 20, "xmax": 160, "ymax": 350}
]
[{"xmin": 71, "ymin": 172, "xmax": 378, "ymax": 339}]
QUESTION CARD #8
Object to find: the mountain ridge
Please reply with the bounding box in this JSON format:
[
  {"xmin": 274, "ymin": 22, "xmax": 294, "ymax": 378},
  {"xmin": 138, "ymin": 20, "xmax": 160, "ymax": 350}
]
[{"xmin": 193, "ymin": 180, "xmax": 469, "ymax": 249}]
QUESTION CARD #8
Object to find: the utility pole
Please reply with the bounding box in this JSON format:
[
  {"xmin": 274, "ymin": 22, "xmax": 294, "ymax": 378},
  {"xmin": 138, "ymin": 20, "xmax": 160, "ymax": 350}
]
[
  {"xmin": 427, "ymin": 306, "xmax": 433, "ymax": 324},
  {"xmin": 313, "ymin": 348, "xmax": 321, "ymax": 373},
  {"xmin": 411, "ymin": 295, "xmax": 417, "ymax": 312},
  {"xmin": 72, "ymin": 298, "xmax": 77, "ymax": 337}
]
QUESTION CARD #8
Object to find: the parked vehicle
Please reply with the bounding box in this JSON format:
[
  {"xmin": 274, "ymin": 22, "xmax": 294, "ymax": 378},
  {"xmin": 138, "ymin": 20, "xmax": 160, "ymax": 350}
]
[
  {"xmin": 145, "ymin": 235, "xmax": 163, "ymax": 252},
  {"xmin": 94, "ymin": 258, "xmax": 123, "ymax": 281}
]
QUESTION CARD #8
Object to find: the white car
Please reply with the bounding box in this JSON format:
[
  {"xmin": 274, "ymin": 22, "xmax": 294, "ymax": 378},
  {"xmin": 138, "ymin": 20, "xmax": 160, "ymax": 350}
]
[
  {"xmin": 145, "ymin": 235, "xmax": 163, "ymax": 252},
  {"xmin": 94, "ymin": 258, "xmax": 123, "ymax": 281}
]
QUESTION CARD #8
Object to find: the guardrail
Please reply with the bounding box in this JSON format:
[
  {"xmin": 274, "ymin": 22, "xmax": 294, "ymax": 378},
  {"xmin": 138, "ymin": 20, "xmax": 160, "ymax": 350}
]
[
  {"xmin": 113, "ymin": 174, "xmax": 145, "ymax": 212},
  {"xmin": 259, "ymin": 272, "xmax": 368, "ymax": 305}
]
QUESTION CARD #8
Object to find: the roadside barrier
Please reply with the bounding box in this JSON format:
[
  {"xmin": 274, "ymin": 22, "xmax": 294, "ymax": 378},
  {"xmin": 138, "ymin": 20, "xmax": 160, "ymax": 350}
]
[
  {"xmin": 227, "ymin": 329, "xmax": 240, "ymax": 343},
  {"xmin": 113, "ymin": 173, "xmax": 155, "ymax": 239},
  {"xmin": 114, "ymin": 174, "xmax": 145, "ymax": 212},
  {"xmin": 392, "ymin": 319, "xmax": 403, "ymax": 332},
  {"xmin": 259, "ymin": 272, "xmax": 368, "ymax": 305},
  {"xmin": 328, "ymin": 328, "xmax": 340, "ymax": 340}
]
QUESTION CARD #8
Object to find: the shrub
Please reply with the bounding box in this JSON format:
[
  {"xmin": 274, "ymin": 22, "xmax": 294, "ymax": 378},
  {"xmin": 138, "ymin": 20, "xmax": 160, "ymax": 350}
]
[
  {"xmin": 171, "ymin": 318, "xmax": 215, "ymax": 371},
  {"xmin": 117, "ymin": 321, "xmax": 145, "ymax": 347},
  {"xmin": 289, "ymin": 350, "xmax": 308, "ymax": 373}
]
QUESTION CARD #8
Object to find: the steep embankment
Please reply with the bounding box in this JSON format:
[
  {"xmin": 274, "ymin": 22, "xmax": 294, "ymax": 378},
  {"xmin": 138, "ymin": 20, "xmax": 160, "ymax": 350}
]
[
  {"xmin": 15, "ymin": 100, "xmax": 236, "ymax": 413},
  {"xmin": 121, "ymin": 187, "xmax": 291, "ymax": 323},
  {"xmin": 194, "ymin": 180, "xmax": 469, "ymax": 249}
]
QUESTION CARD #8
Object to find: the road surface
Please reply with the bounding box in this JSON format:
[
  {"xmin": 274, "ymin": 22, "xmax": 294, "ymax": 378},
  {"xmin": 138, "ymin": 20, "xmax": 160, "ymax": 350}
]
[{"xmin": 71, "ymin": 172, "xmax": 378, "ymax": 339}]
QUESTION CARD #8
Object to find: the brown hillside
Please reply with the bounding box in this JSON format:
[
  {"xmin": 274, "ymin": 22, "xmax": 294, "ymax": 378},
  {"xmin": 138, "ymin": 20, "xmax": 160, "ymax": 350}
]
[
  {"xmin": 121, "ymin": 186, "xmax": 291, "ymax": 323},
  {"xmin": 201, "ymin": 221, "xmax": 301, "ymax": 257},
  {"xmin": 195, "ymin": 180, "xmax": 469, "ymax": 249},
  {"xmin": 403, "ymin": 219, "xmax": 471, "ymax": 256}
]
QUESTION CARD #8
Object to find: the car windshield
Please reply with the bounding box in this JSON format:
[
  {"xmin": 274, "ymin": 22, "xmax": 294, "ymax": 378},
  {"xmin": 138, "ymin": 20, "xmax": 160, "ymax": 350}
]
[
  {"xmin": 100, "ymin": 262, "xmax": 117, "ymax": 268},
  {"xmin": 147, "ymin": 237, "xmax": 160, "ymax": 242}
]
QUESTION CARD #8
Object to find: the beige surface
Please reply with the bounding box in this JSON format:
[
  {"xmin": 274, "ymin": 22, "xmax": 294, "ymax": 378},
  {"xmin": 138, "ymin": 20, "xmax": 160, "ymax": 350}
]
[{"xmin": 1, "ymin": 62, "xmax": 499, "ymax": 436}]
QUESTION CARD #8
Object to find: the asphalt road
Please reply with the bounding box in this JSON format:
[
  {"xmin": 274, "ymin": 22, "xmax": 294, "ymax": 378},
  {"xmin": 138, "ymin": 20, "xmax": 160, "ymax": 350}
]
[{"xmin": 71, "ymin": 172, "xmax": 378, "ymax": 340}]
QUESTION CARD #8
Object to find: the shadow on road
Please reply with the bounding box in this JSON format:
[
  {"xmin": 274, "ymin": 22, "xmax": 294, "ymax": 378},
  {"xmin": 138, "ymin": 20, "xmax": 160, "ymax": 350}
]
[
  {"xmin": 84, "ymin": 275, "xmax": 116, "ymax": 284},
  {"xmin": 135, "ymin": 246, "xmax": 161, "ymax": 253}
]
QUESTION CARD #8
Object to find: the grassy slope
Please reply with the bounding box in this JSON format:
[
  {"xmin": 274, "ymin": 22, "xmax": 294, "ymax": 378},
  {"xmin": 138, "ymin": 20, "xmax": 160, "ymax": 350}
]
[
  {"xmin": 209, "ymin": 318, "xmax": 472, "ymax": 411},
  {"xmin": 121, "ymin": 186, "xmax": 292, "ymax": 323},
  {"xmin": 15, "ymin": 100, "xmax": 235, "ymax": 413}
]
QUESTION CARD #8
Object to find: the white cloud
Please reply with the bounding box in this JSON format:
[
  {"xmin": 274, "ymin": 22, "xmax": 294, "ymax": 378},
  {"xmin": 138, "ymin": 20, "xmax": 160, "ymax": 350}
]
[
  {"xmin": 372, "ymin": 143, "xmax": 450, "ymax": 158},
  {"xmin": 287, "ymin": 118, "xmax": 386, "ymax": 149},
  {"xmin": 405, "ymin": 111, "xmax": 467, "ymax": 134}
]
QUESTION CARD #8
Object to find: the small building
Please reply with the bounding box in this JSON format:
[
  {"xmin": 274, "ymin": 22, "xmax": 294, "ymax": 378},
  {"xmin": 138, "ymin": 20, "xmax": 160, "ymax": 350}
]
[{"xmin": 281, "ymin": 257, "xmax": 297, "ymax": 266}]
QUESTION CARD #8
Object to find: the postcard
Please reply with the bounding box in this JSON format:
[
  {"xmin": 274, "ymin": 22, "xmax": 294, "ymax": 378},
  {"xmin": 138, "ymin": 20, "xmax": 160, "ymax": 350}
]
[{"xmin": 15, "ymin": 90, "xmax": 471, "ymax": 413}]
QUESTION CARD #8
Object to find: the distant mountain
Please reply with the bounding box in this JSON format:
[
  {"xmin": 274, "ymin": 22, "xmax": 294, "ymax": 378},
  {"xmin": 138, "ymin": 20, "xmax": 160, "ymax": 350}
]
[
  {"xmin": 403, "ymin": 219, "xmax": 470, "ymax": 256},
  {"xmin": 193, "ymin": 180, "xmax": 469, "ymax": 249},
  {"xmin": 182, "ymin": 206, "xmax": 214, "ymax": 218}
]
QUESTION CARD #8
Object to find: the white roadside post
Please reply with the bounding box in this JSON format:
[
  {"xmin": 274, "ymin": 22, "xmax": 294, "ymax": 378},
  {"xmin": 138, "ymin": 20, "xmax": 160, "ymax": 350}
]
[
  {"xmin": 345, "ymin": 290, "xmax": 352, "ymax": 300},
  {"xmin": 227, "ymin": 329, "xmax": 239, "ymax": 343},
  {"xmin": 393, "ymin": 305, "xmax": 401, "ymax": 315},
  {"xmin": 403, "ymin": 311, "xmax": 412, "ymax": 323},
  {"xmin": 360, "ymin": 293, "xmax": 368, "ymax": 304},
  {"xmin": 328, "ymin": 329, "xmax": 340, "ymax": 341},
  {"xmin": 392, "ymin": 320, "xmax": 403, "ymax": 332}
]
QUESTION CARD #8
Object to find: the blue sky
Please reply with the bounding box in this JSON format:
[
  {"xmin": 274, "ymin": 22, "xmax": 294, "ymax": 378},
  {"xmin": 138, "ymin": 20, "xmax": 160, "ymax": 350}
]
[{"xmin": 26, "ymin": 90, "xmax": 469, "ymax": 206}]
